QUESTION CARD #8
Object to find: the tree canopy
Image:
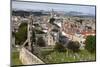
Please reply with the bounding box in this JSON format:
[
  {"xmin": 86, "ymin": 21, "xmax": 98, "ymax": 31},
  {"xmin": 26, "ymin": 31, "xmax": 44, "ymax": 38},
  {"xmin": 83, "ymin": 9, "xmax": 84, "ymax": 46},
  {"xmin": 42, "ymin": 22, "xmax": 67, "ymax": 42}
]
[
  {"xmin": 15, "ymin": 23, "xmax": 27, "ymax": 45},
  {"xmin": 85, "ymin": 35, "xmax": 96, "ymax": 53},
  {"xmin": 37, "ymin": 37, "xmax": 46, "ymax": 47},
  {"xmin": 67, "ymin": 41, "xmax": 80, "ymax": 52}
]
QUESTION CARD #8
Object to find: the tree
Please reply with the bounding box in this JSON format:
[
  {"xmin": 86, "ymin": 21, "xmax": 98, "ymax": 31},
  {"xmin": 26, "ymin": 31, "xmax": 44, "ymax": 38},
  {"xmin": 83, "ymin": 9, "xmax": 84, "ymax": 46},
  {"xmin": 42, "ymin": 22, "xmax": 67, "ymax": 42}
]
[
  {"xmin": 15, "ymin": 23, "xmax": 27, "ymax": 45},
  {"xmin": 54, "ymin": 42, "xmax": 66, "ymax": 52},
  {"xmin": 32, "ymin": 30, "xmax": 36, "ymax": 43},
  {"xmin": 85, "ymin": 35, "xmax": 96, "ymax": 53},
  {"xmin": 37, "ymin": 37, "xmax": 46, "ymax": 47},
  {"xmin": 49, "ymin": 18, "xmax": 55, "ymax": 24},
  {"xmin": 67, "ymin": 41, "xmax": 80, "ymax": 52}
]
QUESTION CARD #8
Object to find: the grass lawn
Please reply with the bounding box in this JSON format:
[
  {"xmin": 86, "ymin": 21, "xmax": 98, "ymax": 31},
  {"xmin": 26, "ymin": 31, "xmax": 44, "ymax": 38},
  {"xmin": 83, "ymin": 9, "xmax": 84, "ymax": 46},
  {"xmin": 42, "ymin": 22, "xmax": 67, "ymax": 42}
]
[
  {"xmin": 40, "ymin": 49, "xmax": 96, "ymax": 64},
  {"xmin": 11, "ymin": 48, "xmax": 22, "ymax": 66}
]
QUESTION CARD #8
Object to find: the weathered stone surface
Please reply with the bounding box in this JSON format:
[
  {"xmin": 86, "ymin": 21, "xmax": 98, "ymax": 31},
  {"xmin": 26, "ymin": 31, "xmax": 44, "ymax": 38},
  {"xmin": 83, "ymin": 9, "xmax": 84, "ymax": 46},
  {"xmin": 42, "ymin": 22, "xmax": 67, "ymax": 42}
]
[{"xmin": 19, "ymin": 47, "xmax": 45, "ymax": 64}]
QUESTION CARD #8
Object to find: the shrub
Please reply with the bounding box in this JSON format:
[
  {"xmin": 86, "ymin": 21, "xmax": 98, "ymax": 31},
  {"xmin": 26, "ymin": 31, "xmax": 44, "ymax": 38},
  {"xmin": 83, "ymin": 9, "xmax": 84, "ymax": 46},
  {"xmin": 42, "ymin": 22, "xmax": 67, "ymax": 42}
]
[
  {"xmin": 54, "ymin": 42, "xmax": 66, "ymax": 52},
  {"xmin": 15, "ymin": 23, "xmax": 27, "ymax": 45},
  {"xmin": 67, "ymin": 41, "xmax": 80, "ymax": 52},
  {"xmin": 49, "ymin": 18, "xmax": 55, "ymax": 23},
  {"xmin": 85, "ymin": 35, "xmax": 96, "ymax": 53},
  {"xmin": 37, "ymin": 37, "xmax": 46, "ymax": 47}
]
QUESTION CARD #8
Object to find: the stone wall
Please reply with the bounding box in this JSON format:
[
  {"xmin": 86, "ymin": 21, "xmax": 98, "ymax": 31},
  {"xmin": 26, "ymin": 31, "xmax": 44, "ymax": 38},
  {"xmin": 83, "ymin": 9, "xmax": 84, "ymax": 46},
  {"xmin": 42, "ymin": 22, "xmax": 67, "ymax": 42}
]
[{"xmin": 19, "ymin": 47, "xmax": 44, "ymax": 65}]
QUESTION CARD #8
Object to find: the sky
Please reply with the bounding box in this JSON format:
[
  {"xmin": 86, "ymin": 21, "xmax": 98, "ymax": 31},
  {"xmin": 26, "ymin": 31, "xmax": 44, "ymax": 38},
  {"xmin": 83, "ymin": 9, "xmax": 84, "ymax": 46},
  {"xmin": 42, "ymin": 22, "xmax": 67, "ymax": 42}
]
[{"xmin": 12, "ymin": 1, "xmax": 96, "ymax": 15}]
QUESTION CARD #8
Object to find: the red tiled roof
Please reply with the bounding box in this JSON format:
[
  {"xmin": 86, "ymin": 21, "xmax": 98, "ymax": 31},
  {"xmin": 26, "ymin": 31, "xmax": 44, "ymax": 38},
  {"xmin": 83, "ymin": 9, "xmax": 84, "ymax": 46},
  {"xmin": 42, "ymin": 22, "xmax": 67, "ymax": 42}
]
[{"xmin": 81, "ymin": 31, "xmax": 95, "ymax": 36}]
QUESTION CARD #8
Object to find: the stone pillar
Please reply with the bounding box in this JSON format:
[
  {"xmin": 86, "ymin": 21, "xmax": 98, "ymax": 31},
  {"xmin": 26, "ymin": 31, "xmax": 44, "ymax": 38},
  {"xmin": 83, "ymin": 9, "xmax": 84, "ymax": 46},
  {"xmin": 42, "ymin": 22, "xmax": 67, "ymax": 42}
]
[{"xmin": 27, "ymin": 15, "xmax": 33, "ymax": 52}]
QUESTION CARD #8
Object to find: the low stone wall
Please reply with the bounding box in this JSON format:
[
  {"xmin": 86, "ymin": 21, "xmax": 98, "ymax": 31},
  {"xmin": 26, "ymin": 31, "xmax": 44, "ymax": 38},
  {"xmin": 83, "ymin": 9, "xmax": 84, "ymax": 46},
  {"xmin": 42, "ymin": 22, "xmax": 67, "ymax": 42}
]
[{"xmin": 19, "ymin": 47, "xmax": 44, "ymax": 65}]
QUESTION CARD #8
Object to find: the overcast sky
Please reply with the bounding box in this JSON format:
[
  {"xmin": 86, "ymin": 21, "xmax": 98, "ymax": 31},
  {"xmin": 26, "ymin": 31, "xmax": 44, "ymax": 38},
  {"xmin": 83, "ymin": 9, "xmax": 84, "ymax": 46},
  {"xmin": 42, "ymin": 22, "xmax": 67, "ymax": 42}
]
[{"xmin": 12, "ymin": 1, "xmax": 96, "ymax": 15}]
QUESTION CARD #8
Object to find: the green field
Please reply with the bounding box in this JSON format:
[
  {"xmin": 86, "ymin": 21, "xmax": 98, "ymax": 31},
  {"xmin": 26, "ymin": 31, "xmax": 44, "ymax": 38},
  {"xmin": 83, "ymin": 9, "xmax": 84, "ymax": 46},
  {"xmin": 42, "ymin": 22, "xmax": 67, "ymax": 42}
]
[{"xmin": 40, "ymin": 49, "xmax": 95, "ymax": 64}]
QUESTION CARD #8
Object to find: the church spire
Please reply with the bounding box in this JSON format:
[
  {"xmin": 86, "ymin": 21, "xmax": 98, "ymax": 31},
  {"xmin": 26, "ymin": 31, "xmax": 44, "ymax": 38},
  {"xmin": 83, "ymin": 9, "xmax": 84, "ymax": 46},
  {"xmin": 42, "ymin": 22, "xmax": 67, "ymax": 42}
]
[{"xmin": 51, "ymin": 9, "xmax": 54, "ymax": 18}]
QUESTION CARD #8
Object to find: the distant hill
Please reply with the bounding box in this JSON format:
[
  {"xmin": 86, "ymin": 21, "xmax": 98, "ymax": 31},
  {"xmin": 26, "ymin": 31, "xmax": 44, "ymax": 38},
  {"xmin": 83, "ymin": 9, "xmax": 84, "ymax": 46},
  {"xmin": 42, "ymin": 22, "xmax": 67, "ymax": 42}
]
[
  {"xmin": 12, "ymin": 10, "xmax": 49, "ymax": 17},
  {"xmin": 64, "ymin": 11, "xmax": 95, "ymax": 18},
  {"xmin": 12, "ymin": 9, "xmax": 95, "ymax": 18}
]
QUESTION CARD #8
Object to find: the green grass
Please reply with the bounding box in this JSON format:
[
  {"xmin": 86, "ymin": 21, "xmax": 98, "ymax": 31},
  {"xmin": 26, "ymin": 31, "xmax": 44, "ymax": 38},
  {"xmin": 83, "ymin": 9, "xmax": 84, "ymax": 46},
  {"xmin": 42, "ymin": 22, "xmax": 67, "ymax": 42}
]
[
  {"xmin": 40, "ymin": 49, "xmax": 96, "ymax": 64},
  {"xmin": 11, "ymin": 49, "xmax": 22, "ymax": 66},
  {"xmin": 11, "ymin": 47, "xmax": 95, "ymax": 65}
]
